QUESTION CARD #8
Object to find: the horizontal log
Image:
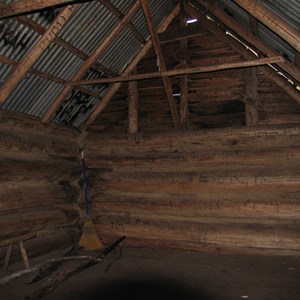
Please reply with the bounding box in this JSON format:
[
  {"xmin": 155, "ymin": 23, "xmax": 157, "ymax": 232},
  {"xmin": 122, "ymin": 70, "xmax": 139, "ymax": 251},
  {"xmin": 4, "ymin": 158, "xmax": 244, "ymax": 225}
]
[
  {"xmin": 92, "ymin": 191, "xmax": 300, "ymax": 219},
  {"xmin": 94, "ymin": 217, "xmax": 300, "ymax": 251},
  {"xmin": 68, "ymin": 56, "xmax": 284, "ymax": 85}
]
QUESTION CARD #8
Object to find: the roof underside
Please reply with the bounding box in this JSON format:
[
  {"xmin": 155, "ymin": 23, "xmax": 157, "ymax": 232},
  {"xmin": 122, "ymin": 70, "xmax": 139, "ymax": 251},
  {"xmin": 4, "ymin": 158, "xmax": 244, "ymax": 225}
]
[{"xmin": 0, "ymin": 0, "xmax": 299, "ymax": 129}]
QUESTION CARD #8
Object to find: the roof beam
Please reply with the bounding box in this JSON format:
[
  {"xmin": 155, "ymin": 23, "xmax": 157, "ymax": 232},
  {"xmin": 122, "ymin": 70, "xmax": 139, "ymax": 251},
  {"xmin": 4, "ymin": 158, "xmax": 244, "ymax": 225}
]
[
  {"xmin": 0, "ymin": 4, "xmax": 78, "ymax": 104},
  {"xmin": 184, "ymin": 3, "xmax": 300, "ymax": 105},
  {"xmin": 140, "ymin": 0, "xmax": 180, "ymax": 129},
  {"xmin": 41, "ymin": 0, "xmax": 140, "ymax": 123},
  {"xmin": 0, "ymin": 0, "xmax": 86, "ymax": 18},
  {"xmin": 232, "ymin": 0, "xmax": 300, "ymax": 53},
  {"xmin": 82, "ymin": 3, "xmax": 181, "ymax": 129},
  {"xmin": 194, "ymin": 0, "xmax": 300, "ymax": 83},
  {"xmin": 67, "ymin": 56, "xmax": 284, "ymax": 85}
]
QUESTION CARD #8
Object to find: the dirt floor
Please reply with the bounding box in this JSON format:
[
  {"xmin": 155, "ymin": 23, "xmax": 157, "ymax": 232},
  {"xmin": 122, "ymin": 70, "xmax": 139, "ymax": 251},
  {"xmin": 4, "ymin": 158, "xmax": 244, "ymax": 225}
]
[{"xmin": 0, "ymin": 246, "xmax": 299, "ymax": 300}]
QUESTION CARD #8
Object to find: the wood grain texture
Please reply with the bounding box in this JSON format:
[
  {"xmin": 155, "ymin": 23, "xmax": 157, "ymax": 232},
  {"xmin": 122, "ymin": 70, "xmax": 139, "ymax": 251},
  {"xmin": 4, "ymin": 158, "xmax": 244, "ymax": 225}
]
[
  {"xmin": 83, "ymin": 124, "xmax": 300, "ymax": 255},
  {"xmin": 0, "ymin": 111, "xmax": 80, "ymax": 264}
]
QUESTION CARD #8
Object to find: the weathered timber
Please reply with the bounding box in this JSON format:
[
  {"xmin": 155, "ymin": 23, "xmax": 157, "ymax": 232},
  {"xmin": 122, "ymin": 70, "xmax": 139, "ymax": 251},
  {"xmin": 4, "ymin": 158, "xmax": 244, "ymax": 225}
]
[
  {"xmin": 82, "ymin": 124, "xmax": 300, "ymax": 255},
  {"xmin": 128, "ymin": 75, "xmax": 138, "ymax": 134},
  {"xmin": 232, "ymin": 0, "xmax": 300, "ymax": 52},
  {"xmin": 68, "ymin": 56, "xmax": 284, "ymax": 85},
  {"xmin": 0, "ymin": 111, "xmax": 80, "ymax": 262},
  {"xmin": 245, "ymin": 67, "xmax": 259, "ymax": 125},
  {"xmin": 140, "ymin": 0, "xmax": 180, "ymax": 129}
]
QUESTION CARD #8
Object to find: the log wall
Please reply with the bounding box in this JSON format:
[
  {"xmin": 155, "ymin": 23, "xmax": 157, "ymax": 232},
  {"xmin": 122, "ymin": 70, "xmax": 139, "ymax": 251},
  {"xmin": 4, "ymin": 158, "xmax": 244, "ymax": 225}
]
[
  {"xmin": 0, "ymin": 111, "xmax": 80, "ymax": 264},
  {"xmin": 84, "ymin": 125, "xmax": 300, "ymax": 255}
]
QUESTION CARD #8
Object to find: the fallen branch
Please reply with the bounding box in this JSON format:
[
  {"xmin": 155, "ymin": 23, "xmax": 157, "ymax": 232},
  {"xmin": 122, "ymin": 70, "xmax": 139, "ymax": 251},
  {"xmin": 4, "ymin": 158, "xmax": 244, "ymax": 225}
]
[
  {"xmin": 0, "ymin": 256, "xmax": 101, "ymax": 285},
  {"xmin": 25, "ymin": 235, "xmax": 126, "ymax": 300}
]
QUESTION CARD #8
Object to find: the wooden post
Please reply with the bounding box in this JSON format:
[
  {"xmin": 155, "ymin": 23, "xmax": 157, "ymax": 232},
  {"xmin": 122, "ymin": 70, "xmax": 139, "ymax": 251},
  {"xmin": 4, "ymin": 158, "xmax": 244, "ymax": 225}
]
[
  {"xmin": 140, "ymin": 0, "xmax": 180, "ymax": 129},
  {"xmin": 179, "ymin": 9, "xmax": 188, "ymax": 128},
  {"xmin": 128, "ymin": 78, "xmax": 138, "ymax": 134},
  {"xmin": 232, "ymin": 0, "xmax": 300, "ymax": 52},
  {"xmin": 0, "ymin": 5, "xmax": 78, "ymax": 104},
  {"xmin": 245, "ymin": 68, "xmax": 259, "ymax": 125}
]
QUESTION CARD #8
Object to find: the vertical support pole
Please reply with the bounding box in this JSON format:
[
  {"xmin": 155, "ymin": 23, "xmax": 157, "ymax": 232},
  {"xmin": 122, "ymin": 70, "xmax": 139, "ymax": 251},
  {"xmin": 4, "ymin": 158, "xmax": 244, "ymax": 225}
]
[
  {"xmin": 179, "ymin": 9, "xmax": 188, "ymax": 128},
  {"xmin": 245, "ymin": 67, "xmax": 259, "ymax": 125},
  {"xmin": 128, "ymin": 71, "xmax": 138, "ymax": 134}
]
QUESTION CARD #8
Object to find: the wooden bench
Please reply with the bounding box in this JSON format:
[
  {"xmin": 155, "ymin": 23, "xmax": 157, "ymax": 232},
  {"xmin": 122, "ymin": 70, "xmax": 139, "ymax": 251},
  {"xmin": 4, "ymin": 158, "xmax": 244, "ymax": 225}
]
[{"xmin": 0, "ymin": 232, "xmax": 36, "ymax": 271}]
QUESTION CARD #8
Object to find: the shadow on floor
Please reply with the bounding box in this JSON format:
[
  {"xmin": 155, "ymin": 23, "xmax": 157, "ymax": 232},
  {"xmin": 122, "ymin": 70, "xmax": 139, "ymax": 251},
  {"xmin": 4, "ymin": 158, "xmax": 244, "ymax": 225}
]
[{"xmin": 84, "ymin": 277, "xmax": 214, "ymax": 300}]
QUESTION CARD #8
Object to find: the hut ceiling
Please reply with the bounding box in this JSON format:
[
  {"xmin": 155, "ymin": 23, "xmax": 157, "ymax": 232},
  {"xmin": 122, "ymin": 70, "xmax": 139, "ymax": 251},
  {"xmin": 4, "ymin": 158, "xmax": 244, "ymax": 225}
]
[{"xmin": 0, "ymin": 0, "xmax": 299, "ymax": 130}]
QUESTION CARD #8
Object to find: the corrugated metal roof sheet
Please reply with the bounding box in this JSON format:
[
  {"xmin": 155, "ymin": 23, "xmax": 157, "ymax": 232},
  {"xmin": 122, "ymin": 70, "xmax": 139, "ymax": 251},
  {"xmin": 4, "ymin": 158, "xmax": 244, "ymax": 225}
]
[
  {"xmin": 51, "ymin": 88, "xmax": 100, "ymax": 127},
  {"xmin": 110, "ymin": 0, "xmax": 135, "ymax": 14},
  {"xmin": 0, "ymin": 63, "xmax": 13, "ymax": 87},
  {"xmin": 97, "ymin": 26, "xmax": 142, "ymax": 74},
  {"xmin": 58, "ymin": 2, "xmax": 119, "ymax": 56},
  {"xmin": 32, "ymin": 43, "xmax": 83, "ymax": 80},
  {"xmin": 0, "ymin": 19, "xmax": 40, "ymax": 61},
  {"xmin": 2, "ymin": 74, "xmax": 64, "ymax": 117},
  {"xmin": 260, "ymin": 0, "xmax": 300, "ymax": 29}
]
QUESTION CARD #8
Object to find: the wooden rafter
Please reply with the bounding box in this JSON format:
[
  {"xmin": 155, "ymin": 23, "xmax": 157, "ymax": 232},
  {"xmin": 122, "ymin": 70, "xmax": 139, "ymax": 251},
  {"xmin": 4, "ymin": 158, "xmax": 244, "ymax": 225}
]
[
  {"xmin": 100, "ymin": 0, "xmax": 146, "ymax": 44},
  {"xmin": 41, "ymin": 0, "xmax": 141, "ymax": 123},
  {"xmin": 140, "ymin": 0, "xmax": 180, "ymax": 129},
  {"xmin": 67, "ymin": 56, "xmax": 284, "ymax": 85},
  {"xmin": 195, "ymin": 0, "xmax": 300, "ymax": 83},
  {"xmin": 0, "ymin": 0, "xmax": 87, "ymax": 18},
  {"xmin": 184, "ymin": 3, "xmax": 300, "ymax": 105},
  {"xmin": 232, "ymin": 0, "xmax": 300, "ymax": 53},
  {"xmin": 0, "ymin": 4, "xmax": 78, "ymax": 104},
  {"xmin": 82, "ymin": 3, "xmax": 181, "ymax": 129}
]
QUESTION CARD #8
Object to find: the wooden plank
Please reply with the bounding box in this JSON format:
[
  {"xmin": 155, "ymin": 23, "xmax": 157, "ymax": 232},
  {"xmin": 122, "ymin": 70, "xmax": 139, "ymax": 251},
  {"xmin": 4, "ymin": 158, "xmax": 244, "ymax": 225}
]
[
  {"xmin": 195, "ymin": 0, "xmax": 300, "ymax": 83},
  {"xmin": 184, "ymin": 3, "xmax": 300, "ymax": 105},
  {"xmin": 68, "ymin": 56, "xmax": 284, "ymax": 85},
  {"xmin": 140, "ymin": 0, "xmax": 180, "ymax": 129},
  {"xmin": 82, "ymin": 3, "xmax": 181, "ymax": 129},
  {"xmin": 245, "ymin": 67, "xmax": 258, "ymax": 125},
  {"xmin": 233, "ymin": 0, "xmax": 300, "ymax": 52},
  {"xmin": 0, "ymin": 0, "xmax": 85, "ymax": 18},
  {"xmin": 0, "ymin": 5, "xmax": 78, "ymax": 104},
  {"xmin": 41, "ymin": 0, "xmax": 141, "ymax": 123}
]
